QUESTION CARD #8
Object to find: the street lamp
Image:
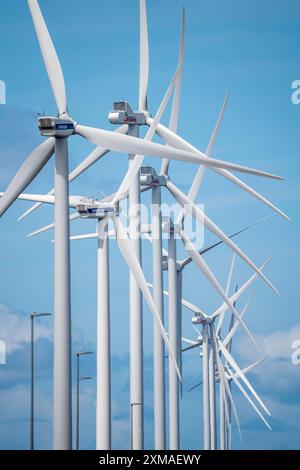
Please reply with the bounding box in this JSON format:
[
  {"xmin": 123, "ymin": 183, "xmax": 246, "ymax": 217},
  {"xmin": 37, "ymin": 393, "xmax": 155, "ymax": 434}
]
[
  {"xmin": 30, "ymin": 312, "xmax": 52, "ymax": 451},
  {"xmin": 76, "ymin": 351, "xmax": 93, "ymax": 450}
]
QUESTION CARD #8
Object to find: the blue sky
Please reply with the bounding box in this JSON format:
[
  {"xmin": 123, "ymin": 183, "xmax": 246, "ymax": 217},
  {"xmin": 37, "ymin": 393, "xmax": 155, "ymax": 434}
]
[{"xmin": 0, "ymin": 0, "xmax": 300, "ymax": 450}]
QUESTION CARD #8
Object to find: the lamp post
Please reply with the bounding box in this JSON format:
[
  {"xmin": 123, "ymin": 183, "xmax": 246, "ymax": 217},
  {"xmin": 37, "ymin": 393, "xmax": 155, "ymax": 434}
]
[
  {"xmin": 76, "ymin": 351, "xmax": 93, "ymax": 450},
  {"xmin": 30, "ymin": 312, "xmax": 52, "ymax": 451}
]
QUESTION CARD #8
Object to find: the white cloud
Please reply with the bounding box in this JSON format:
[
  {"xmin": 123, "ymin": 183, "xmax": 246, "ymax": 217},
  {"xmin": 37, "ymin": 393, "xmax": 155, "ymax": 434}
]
[
  {"xmin": 0, "ymin": 303, "xmax": 52, "ymax": 353},
  {"xmin": 234, "ymin": 323, "xmax": 300, "ymax": 398}
]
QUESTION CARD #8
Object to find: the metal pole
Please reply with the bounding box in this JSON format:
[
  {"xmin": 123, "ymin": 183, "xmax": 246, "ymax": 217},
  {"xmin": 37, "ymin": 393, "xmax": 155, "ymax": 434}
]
[
  {"xmin": 30, "ymin": 314, "xmax": 34, "ymax": 451},
  {"xmin": 76, "ymin": 353, "xmax": 80, "ymax": 451},
  {"xmin": 128, "ymin": 124, "xmax": 143, "ymax": 450},
  {"xmin": 219, "ymin": 380, "xmax": 226, "ymax": 450},
  {"xmin": 96, "ymin": 219, "xmax": 111, "ymax": 450},
  {"xmin": 53, "ymin": 138, "xmax": 72, "ymax": 450},
  {"xmin": 177, "ymin": 269, "xmax": 183, "ymax": 398},
  {"xmin": 151, "ymin": 185, "xmax": 166, "ymax": 450},
  {"xmin": 209, "ymin": 325, "xmax": 217, "ymax": 450},
  {"xmin": 168, "ymin": 227, "xmax": 180, "ymax": 450},
  {"xmin": 202, "ymin": 323, "xmax": 210, "ymax": 450},
  {"xmin": 75, "ymin": 352, "xmax": 93, "ymax": 451}
]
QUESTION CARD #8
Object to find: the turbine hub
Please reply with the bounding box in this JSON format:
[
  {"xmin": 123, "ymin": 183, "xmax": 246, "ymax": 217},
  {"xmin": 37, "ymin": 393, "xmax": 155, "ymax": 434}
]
[
  {"xmin": 77, "ymin": 202, "xmax": 118, "ymax": 220},
  {"xmin": 140, "ymin": 167, "xmax": 166, "ymax": 187},
  {"xmin": 108, "ymin": 101, "xmax": 149, "ymax": 126},
  {"xmin": 38, "ymin": 116, "xmax": 75, "ymax": 138},
  {"xmin": 192, "ymin": 314, "xmax": 213, "ymax": 325}
]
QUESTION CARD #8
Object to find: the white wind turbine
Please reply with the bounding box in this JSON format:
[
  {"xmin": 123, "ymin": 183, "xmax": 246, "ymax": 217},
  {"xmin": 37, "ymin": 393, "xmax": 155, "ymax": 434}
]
[
  {"xmin": 1, "ymin": 0, "xmax": 260, "ymax": 450},
  {"xmin": 184, "ymin": 321, "xmax": 270, "ymax": 450},
  {"xmin": 167, "ymin": 256, "xmax": 272, "ymax": 450},
  {"xmin": 15, "ymin": 9, "xmax": 283, "ymax": 453},
  {"xmin": 147, "ymin": 218, "xmax": 272, "ymax": 450},
  {"xmin": 16, "ymin": 5, "xmax": 183, "ymax": 448},
  {"xmin": 145, "ymin": 2, "xmax": 288, "ymax": 442},
  {"xmin": 1, "ymin": 188, "xmax": 184, "ymax": 449},
  {"xmin": 9, "ymin": 0, "xmax": 277, "ymax": 451},
  {"xmin": 158, "ymin": 82, "xmax": 289, "ymax": 443},
  {"xmin": 150, "ymin": 78, "xmax": 285, "ymax": 450},
  {"xmin": 1, "ymin": 0, "xmax": 288, "ymax": 452},
  {"xmin": 101, "ymin": 9, "xmax": 288, "ymax": 449},
  {"xmin": 2, "ymin": 58, "xmax": 193, "ymax": 449},
  {"xmin": 68, "ymin": 207, "xmax": 270, "ymax": 449}
]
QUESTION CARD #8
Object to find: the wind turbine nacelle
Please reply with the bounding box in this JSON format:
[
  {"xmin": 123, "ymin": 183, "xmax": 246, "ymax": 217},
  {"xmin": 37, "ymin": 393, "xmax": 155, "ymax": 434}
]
[
  {"xmin": 162, "ymin": 255, "xmax": 182, "ymax": 271},
  {"xmin": 162, "ymin": 255, "xmax": 168, "ymax": 271},
  {"xmin": 140, "ymin": 167, "xmax": 166, "ymax": 187},
  {"xmin": 77, "ymin": 203, "xmax": 117, "ymax": 219},
  {"xmin": 192, "ymin": 315, "xmax": 210, "ymax": 325},
  {"xmin": 108, "ymin": 101, "xmax": 147, "ymax": 125},
  {"xmin": 38, "ymin": 116, "xmax": 75, "ymax": 137}
]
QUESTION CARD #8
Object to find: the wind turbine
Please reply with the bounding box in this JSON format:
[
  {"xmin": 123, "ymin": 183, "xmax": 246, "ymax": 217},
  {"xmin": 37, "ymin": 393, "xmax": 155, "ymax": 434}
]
[
  {"xmin": 145, "ymin": 212, "xmax": 271, "ymax": 448},
  {"xmin": 105, "ymin": 4, "xmax": 286, "ymax": 448},
  {"xmin": 70, "ymin": 206, "xmax": 270, "ymax": 451},
  {"xmin": 185, "ymin": 318, "xmax": 270, "ymax": 450},
  {"xmin": 13, "ymin": 0, "xmax": 278, "ymax": 450},
  {"xmin": 2, "ymin": 0, "xmax": 244, "ymax": 450},
  {"xmin": 175, "ymin": 256, "xmax": 273, "ymax": 449},
  {"xmin": 1, "ymin": 0, "xmax": 288, "ymax": 452},
  {"xmin": 3, "ymin": 54, "xmax": 192, "ymax": 450},
  {"xmin": 3, "ymin": 188, "xmax": 185, "ymax": 448}
]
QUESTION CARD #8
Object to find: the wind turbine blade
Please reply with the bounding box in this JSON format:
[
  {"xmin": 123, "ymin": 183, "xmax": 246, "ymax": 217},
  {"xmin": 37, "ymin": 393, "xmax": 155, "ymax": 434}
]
[
  {"xmin": 176, "ymin": 90, "xmax": 230, "ymax": 225},
  {"xmin": 182, "ymin": 342, "xmax": 201, "ymax": 353},
  {"xmin": 0, "ymin": 193, "xmax": 55, "ymax": 205},
  {"xmin": 147, "ymin": 282, "xmax": 206, "ymax": 316},
  {"xmin": 70, "ymin": 233, "xmax": 98, "ymax": 241},
  {"xmin": 17, "ymin": 125, "xmax": 128, "ymax": 221},
  {"xmin": 218, "ymin": 340, "xmax": 270, "ymax": 416},
  {"xmin": 234, "ymin": 355, "xmax": 268, "ymax": 379},
  {"xmin": 68, "ymin": 125, "xmax": 129, "ymax": 180},
  {"xmin": 0, "ymin": 138, "xmax": 55, "ymax": 217},
  {"xmin": 154, "ymin": 119, "xmax": 287, "ymax": 217},
  {"xmin": 192, "ymin": 325, "xmax": 201, "ymax": 336},
  {"xmin": 151, "ymin": 120, "xmax": 284, "ymax": 179},
  {"xmin": 28, "ymin": 222, "xmax": 56, "ymax": 238},
  {"xmin": 18, "ymin": 190, "xmax": 54, "ymax": 221},
  {"xmin": 223, "ymin": 295, "xmax": 253, "ymax": 347},
  {"xmin": 181, "ymin": 337, "xmax": 199, "ymax": 346},
  {"xmin": 210, "ymin": 325, "xmax": 243, "ymax": 443},
  {"xmin": 227, "ymin": 368, "xmax": 272, "ymax": 430},
  {"xmin": 28, "ymin": 212, "xmax": 80, "ymax": 238},
  {"xmin": 212, "ymin": 257, "xmax": 271, "ymax": 319},
  {"xmin": 188, "ymin": 381, "xmax": 203, "ymax": 392},
  {"xmin": 226, "ymin": 255, "xmax": 235, "ymax": 296},
  {"xmin": 28, "ymin": 0, "xmax": 67, "ymax": 116},
  {"xmin": 213, "ymin": 167, "xmax": 290, "ymax": 221},
  {"xmin": 166, "ymin": 180, "xmax": 278, "ymax": 294},
  {"xmin": 180, "ymin": 215, "xmax": 274, "ymax": 268},
  {"xmin": 181, "ymin": 299, "xmax": 205, "ymax": 316},
  {"xmin": 113, "ymin": 216, "xmax": 181, "ymax": 380},
  {"xmin": 169, "ymin": 7, "xmax": 185, "ymax": 134},
  {"xmin": 180, "ymin": 229, "xmax": 260, "ymax": 350},
  {"xmin": 160, "ymin": 7, "xmax": 185, "ymax": 176},
  {"xmin": 216, "ymin": 254, "xmax": 236, "ymax": 336},
  {"xmin": 112, "ymin": 59, "xmax": 183, "ymax": 204},
  {"xmin": 139, "ymin": 0, "xmax": 149, "ymax": 111},
  {"xmin": 206, "ymin": 91, "xmax": 230, "ymax": 157},
  {"xmin": 76, "ymin": 124, "xmax": 283, "ymax": 180}
]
